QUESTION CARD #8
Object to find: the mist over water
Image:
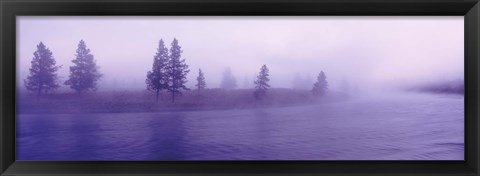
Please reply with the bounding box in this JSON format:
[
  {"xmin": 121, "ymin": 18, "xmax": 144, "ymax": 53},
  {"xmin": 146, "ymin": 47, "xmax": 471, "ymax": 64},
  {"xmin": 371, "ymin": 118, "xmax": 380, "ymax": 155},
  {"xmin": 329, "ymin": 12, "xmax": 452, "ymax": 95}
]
[
  {"xmin": 16, "ymin": 16, "xmax": 464, "ymax": 160},
  {"xmin": 17, "ymin": 92, "xmax": 463, "ymax": 160}
]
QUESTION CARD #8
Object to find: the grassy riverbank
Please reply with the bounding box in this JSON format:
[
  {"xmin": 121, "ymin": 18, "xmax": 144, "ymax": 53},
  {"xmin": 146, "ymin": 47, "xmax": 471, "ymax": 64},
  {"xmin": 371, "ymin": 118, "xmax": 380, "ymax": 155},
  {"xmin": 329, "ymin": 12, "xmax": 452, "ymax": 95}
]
[{"xmin": 18, "ymin": 88, "xmax": 349, "ymax": 114}]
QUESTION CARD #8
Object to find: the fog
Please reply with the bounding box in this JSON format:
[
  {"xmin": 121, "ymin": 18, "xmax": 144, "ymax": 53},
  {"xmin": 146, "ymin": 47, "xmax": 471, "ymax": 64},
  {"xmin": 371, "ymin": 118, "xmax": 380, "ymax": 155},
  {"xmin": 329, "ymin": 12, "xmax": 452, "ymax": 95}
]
[
  {"xmin": 17, "ymin": 16, "xmax": 463, "ymax": 92},
  {"xmin": 16, "ymin": 17, "xmax": 465, "ymax": 160}
]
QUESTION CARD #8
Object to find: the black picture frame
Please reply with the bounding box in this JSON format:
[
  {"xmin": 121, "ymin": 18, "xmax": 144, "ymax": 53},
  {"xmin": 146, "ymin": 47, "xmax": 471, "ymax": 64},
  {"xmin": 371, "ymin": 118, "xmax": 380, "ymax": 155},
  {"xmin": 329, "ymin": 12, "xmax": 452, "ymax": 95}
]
[{"xmin": 1, "ymin": 0, "xmax": 479, "ymax": 175}]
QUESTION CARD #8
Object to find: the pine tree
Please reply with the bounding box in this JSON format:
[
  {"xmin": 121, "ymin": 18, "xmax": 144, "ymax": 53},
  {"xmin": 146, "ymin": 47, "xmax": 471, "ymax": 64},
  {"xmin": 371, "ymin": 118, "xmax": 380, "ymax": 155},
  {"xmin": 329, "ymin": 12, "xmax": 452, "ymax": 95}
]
[
  {"xmin": 312, "ymin": 71, "xmax": 328, "ymax": 97},
  {"xmin": 220, "ymin": 67, "xmax": 237, "ymax": 89},
  {"xmin": 196, "ymin": 68, "xmax": 206, "ymax": 92},
  {"xmin": 65, "ymin": 40, "xmax": 102, "ymax": 94},
  {"xmin": 24, "ymin": 42, "xmax": 61, "ymax": 98},
  {"xmin": 146, "ymin": 39, "xmax": 170, "ymax": 102},
  {"xmin": 167, "ymin": 38, "xmax": 190, "ymax": 103},
  {"xmin": 254, "ymin": 64, "xmax": 270, "ymax": 100}
]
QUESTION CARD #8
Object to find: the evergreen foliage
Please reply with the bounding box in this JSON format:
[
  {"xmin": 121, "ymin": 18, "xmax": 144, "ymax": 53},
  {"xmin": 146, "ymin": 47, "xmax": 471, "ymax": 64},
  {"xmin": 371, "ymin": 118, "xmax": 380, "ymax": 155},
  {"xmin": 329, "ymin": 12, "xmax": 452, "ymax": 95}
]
[
  {"xmin": 65, "ymin": 40, "xmax": 102, "ymax": 93},
  {"xmin": 24, "ymin": 42, "xmax": 61, "ymax": 97},
  {"xmin": 312, "ymin": 71, "xmax": 328, "ymax": 97},
  {"xmin": 220, "ymin": 67, "xmax": 237, "ymax": 89},
  {"xmin": 254, "ymin": 64, "xmax": 270, "ymax": 100},
  {"xmin": 146, "ymin": 39, "xmax": 170, "ymax": 102},
  {"xmin": 166, "ymin": 38, "xmax": 190, "ymax": 102},
  {"xmin": 196, "ymin": 68, "xmax": 206, "ymax": 91}
]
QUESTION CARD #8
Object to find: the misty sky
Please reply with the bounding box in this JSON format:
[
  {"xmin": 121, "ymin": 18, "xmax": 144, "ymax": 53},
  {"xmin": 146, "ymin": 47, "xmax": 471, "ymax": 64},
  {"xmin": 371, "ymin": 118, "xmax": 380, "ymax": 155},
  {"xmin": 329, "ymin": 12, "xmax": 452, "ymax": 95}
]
[{"xmin": 17, "ymin": 16, "xmax": 464, "ymax": 91}]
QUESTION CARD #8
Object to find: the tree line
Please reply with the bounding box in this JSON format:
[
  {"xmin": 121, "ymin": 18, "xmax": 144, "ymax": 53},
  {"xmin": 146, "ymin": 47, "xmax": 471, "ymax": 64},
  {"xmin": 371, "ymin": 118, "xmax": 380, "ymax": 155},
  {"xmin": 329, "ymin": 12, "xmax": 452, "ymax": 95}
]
[
  {"xmin": 24, "ymin": 39, "xmax": 328, "ymax": 102},
  {"xmin": 24, "ymin": 40, "xmax": 102, "ymax": 99}
]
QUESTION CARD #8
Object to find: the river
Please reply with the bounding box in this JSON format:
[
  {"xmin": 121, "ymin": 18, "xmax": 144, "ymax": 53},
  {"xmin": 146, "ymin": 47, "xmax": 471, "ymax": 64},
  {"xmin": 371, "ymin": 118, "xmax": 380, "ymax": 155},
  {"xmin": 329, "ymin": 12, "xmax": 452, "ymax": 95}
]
[{"xmin": 16, "ymin": 92, "xmax": 464, "ymax": 160}]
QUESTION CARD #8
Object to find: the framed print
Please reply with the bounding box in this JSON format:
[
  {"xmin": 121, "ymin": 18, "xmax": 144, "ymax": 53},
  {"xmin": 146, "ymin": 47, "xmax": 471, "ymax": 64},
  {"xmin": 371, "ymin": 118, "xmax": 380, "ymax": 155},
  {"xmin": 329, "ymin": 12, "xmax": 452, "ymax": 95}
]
[{"xmin": 1, "ymin": 0, "xmax": 479, "ymax": 175}]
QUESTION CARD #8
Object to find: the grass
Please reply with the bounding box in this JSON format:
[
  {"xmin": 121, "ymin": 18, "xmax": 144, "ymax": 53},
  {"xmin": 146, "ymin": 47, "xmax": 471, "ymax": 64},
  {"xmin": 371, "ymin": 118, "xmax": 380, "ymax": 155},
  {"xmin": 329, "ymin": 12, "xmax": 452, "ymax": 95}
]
[{"xmin": 17, "ymin": 88, "xmax": 348, "ymax": 114}]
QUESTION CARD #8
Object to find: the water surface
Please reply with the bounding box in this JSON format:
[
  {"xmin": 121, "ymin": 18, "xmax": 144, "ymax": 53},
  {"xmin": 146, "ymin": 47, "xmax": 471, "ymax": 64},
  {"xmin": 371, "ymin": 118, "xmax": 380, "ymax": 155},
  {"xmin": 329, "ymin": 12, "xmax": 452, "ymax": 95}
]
[{"xmin": 17, "ymin": 93, "xmax": 464, "ymax": 160}]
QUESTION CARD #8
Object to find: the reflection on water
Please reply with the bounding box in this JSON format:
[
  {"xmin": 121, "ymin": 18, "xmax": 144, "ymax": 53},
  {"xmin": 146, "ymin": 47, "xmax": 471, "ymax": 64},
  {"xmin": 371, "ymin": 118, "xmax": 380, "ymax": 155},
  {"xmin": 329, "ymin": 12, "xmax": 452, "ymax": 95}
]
[{"xmin": 16, "ymin": 93, "xmax": 464, "ymax": 160}]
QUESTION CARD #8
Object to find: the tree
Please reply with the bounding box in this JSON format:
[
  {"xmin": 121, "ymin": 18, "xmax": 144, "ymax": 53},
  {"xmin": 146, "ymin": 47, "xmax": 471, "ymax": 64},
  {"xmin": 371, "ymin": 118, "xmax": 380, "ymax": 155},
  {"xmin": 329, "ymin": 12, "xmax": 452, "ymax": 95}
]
[
  {"xmin": 196, "ymin": 68, "xmax": 206, "ymax": 92},
  {"xmin": 254, "ymin": 64, "xmax": 270, "ymax": 100},
  {"xmin": 65, "ymin": 40, "xmax": 102, "ymax": 94},
  {"xmin": 220, "ymin": 67, "xmax": 237, "ymax": 89},
  {"xmin": 166, "ymin": 38, "xmax": 190, "ymax": 103},
  {"xmin": 312, "ymin": 71, "xmax": 328, "ymax": 97},
  {"xmin": 146, "ymin": 39, "xmax": 170, "ymax": 102},
  {"xmin": 24, "ymin": 42, "xmax": 61, "ymax": 98}
]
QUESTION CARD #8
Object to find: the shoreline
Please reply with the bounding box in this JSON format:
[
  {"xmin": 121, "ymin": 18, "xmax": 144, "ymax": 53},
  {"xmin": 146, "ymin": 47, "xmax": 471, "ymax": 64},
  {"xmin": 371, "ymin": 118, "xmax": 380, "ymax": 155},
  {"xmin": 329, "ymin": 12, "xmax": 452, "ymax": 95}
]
[{"xmin": 17, "ymin": 88, "xmax": 348, "ymax": 114}]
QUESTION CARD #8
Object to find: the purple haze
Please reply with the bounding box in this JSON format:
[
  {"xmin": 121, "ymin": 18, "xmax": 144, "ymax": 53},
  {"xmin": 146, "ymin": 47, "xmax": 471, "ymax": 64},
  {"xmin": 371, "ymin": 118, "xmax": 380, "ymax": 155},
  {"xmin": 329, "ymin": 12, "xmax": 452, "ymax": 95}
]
[
  {"xmin": 17, "ymin": 16, "xmax": 463, "ymax": 91},
  {"xmin": 16, "ymin": 16, "xmax": 464, "ymax": 160}
]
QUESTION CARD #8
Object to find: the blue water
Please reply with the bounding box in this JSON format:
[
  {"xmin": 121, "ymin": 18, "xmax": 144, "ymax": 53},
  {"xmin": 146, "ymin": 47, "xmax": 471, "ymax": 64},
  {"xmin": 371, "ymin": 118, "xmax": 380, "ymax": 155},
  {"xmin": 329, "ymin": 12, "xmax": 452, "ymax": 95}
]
[{"xmin": 16, "ymin": 93, "xmax": 464, "ymax": 160}]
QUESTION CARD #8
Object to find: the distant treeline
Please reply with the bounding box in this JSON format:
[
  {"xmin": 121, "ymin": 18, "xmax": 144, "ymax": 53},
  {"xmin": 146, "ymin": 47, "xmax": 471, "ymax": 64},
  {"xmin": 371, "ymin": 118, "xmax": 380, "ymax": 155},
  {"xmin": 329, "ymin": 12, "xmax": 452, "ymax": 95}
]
[
  {"xmin": 408, "ymin": 80, "xmax": 464, "ymax": 95},
  {"xmin": 23, "ymin": 39, "xmax": 329, "ymax": 103}
]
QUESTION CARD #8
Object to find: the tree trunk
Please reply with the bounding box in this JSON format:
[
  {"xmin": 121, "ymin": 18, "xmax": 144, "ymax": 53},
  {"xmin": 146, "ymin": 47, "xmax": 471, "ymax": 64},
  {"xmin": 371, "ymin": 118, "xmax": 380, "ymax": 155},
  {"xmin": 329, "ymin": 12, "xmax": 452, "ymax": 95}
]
[
  {"xmin": 171, "ymin": 91, "xmax": 175, "ymax": 103},
  {"xmin": 156, "ymin": 89, "xmax": 160, "ymax": 103}
]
